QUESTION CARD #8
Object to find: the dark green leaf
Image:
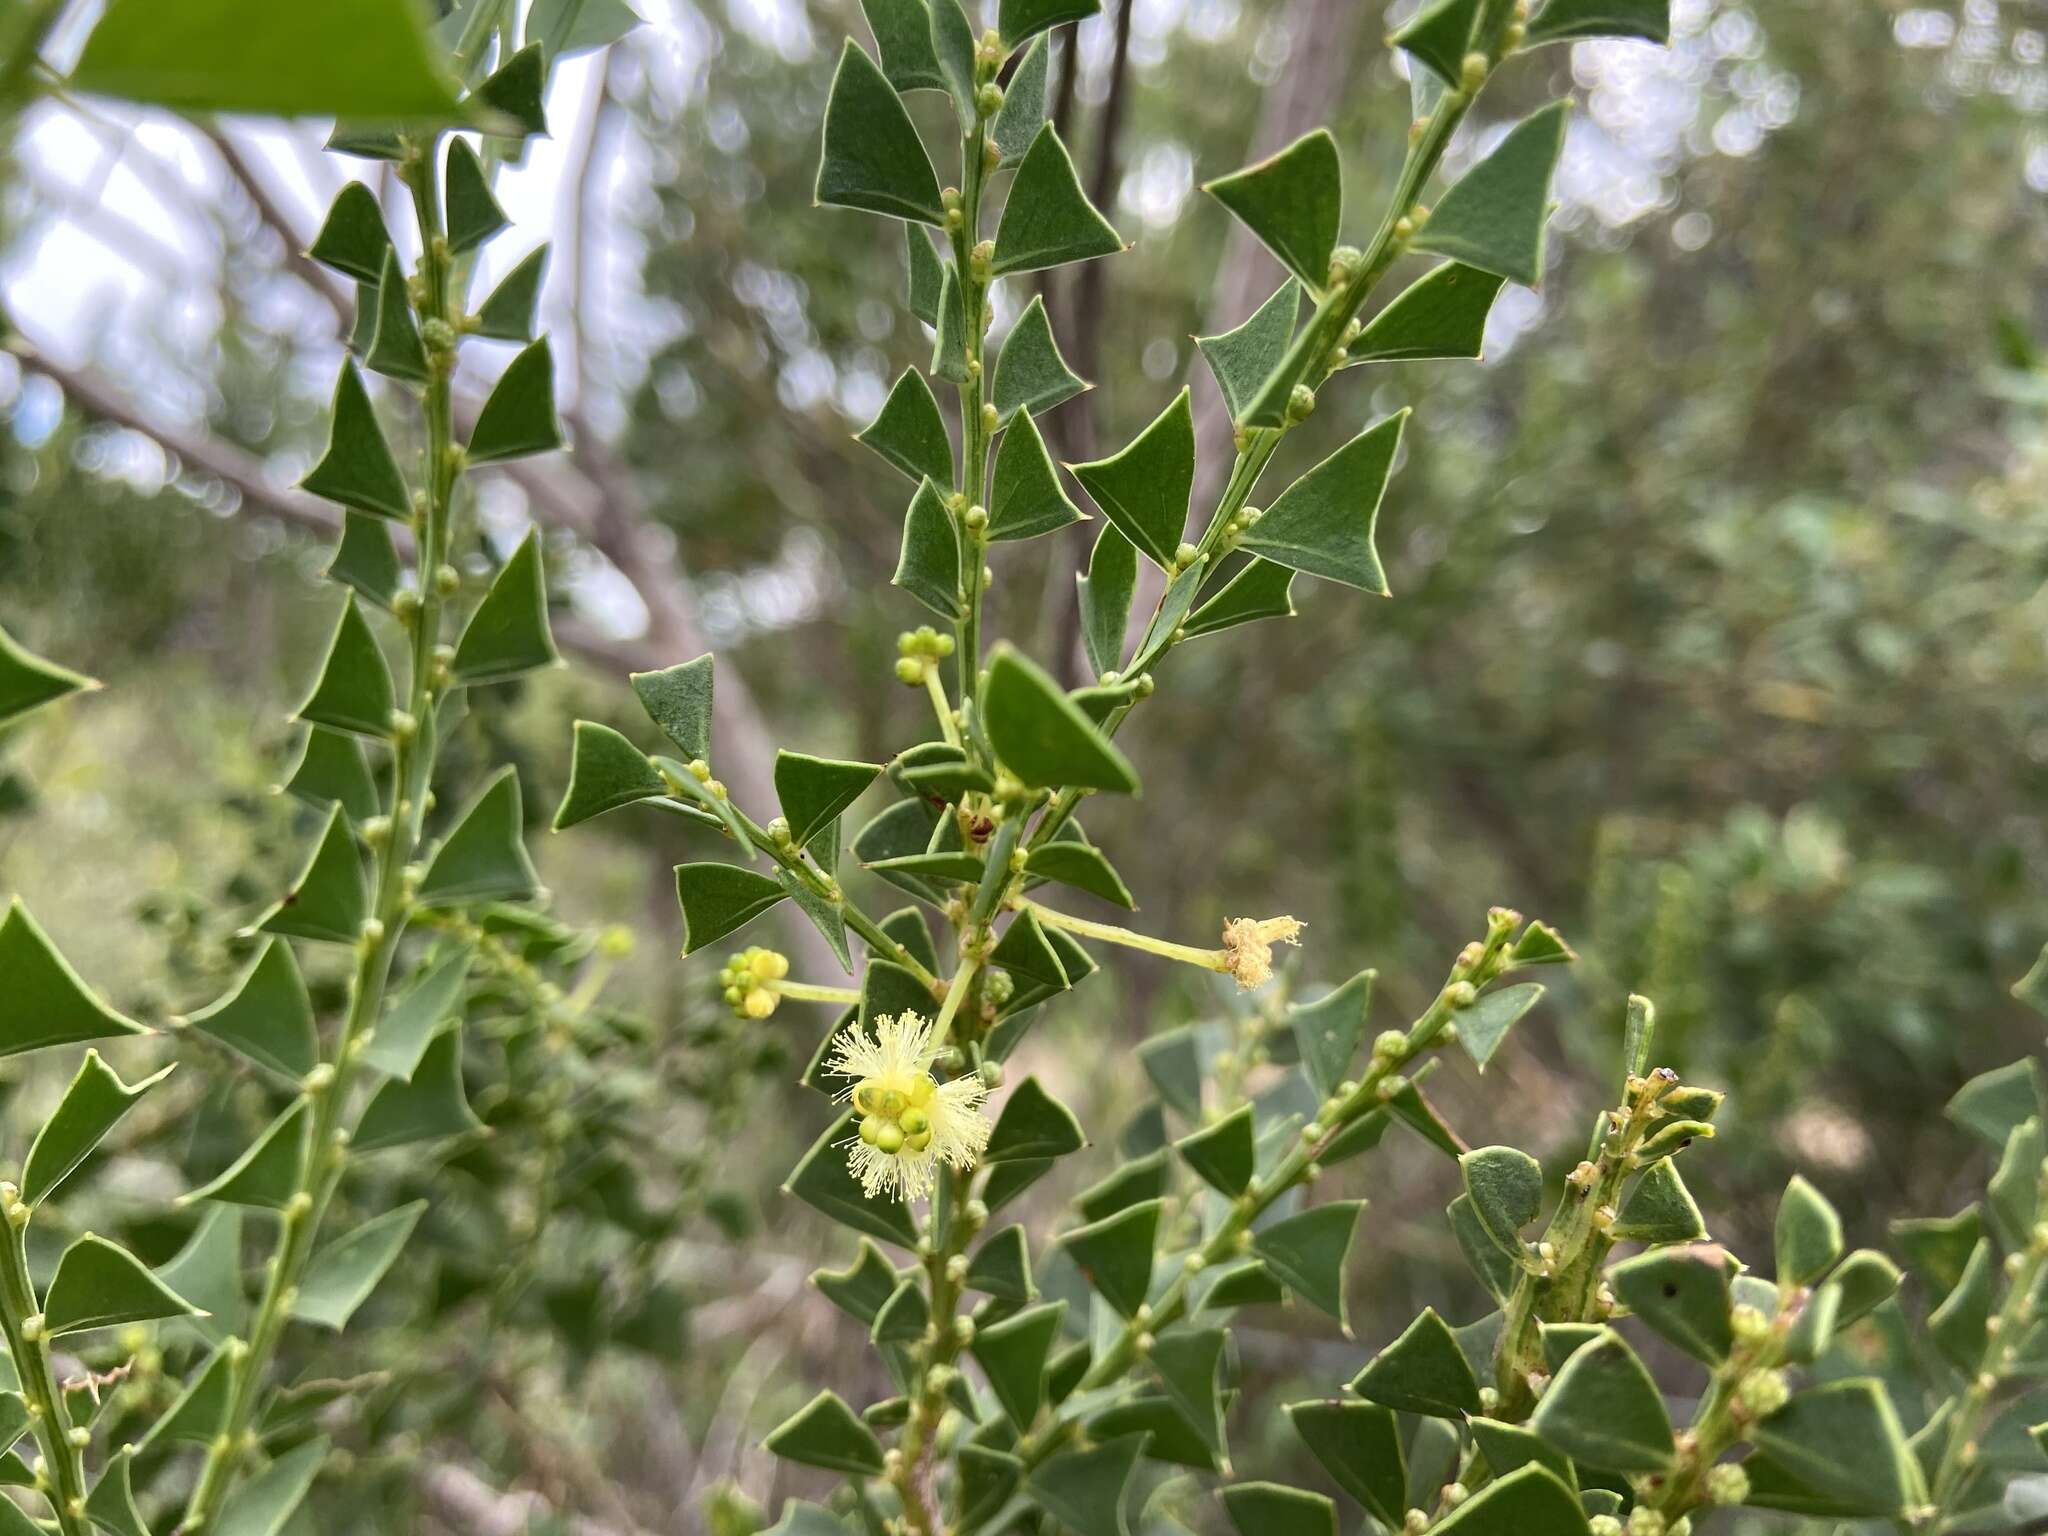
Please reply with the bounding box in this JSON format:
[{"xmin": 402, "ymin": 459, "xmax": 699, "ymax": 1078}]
[
  {"xmin": 1449, "ymin": 1194, "xmax": 1520, "ymax": 1302},
  {"xmin": 1196, "ymin": 278, "xmax": 1300, "ymax": 423},
  {"xmin": 307, "ymin": 182, "xmax": 393, "ymax": 283},
  {"xmin": 971, "ymin": 1299, "xmax": 1066, "ymax": 1425},
  {"xmin": 1176, "ymin": 1105, "xmax": 1256, "ymax": 1197},
  {"xmin": 1429, "ymin": 1464, "xmax": 1590, "ymax": 1536},
  {"xmin": 157, "ymin": 1207, "xmax": 245, "ymax": 1347},
  {"xmin": 22, "ymin": 1051, "xmax": 173, "ymax": 1207},
  {"xmin": 44, "ymin": 1233, "xmax": 199, "ymax": 1336},
  {"xmin": 1832, "ymin": 1247, "xmax": 1903, "ymax": 1326},
  {"xmin": 860, "ymin": 0, "xmax": 946, "ymax": 91},
  {"xmin": 257, "ymin": 806, "xmax": 368, "ymax": 945},
  {"xmin": 86, "ymin": 1448, "xmax": 151, "ymax": 1536},
  {"xmin": 1750, "ymin": 1379, "xmax": 1922, "ymax": 1517},
  {"xmin": 1220, "ymin": 1483, "xmax": 1333, "ymax": 1536},
  {"xmin": 353, "ymin": 1027, "xmax": 480, "ymax": 1150},
  {"xmin": 1197, "ymin": 1258, "xmax": 1285, "ymax": 1312},
  {"xmin": 986, "ymin": 1075, "xmax": 1086, "ymax": 1161},
  {"xmin": 813, "ymin": 1239, "xmax": 900, "ymax": 1324},
  {"xmin": 1061, "ymin": 1199, "xmax": 1160, "ymax": 1317},
  {"xmin": 1390, "ymin": 0, "xmax": 1484, "ymax": 85},
  {"xmin": 906, "ymin": 226, "xmax": 945, "ymax": 326},
  {"xmin": 474, "ymin": 245, "xmax": 548, "ymax": 341},
  {"xmin": 858, "ymin": 369, "xmax": 954, "ymax": 487},
  {"xmin": 1412, "ymin": 101, "xmax": 1570, "ymax": 286},
  {"xmin": 144, "ymin": 1348, "xmax": 230, "ymax": 1448},
  {"xmin": 994, "ymin": 294, "xmax": 1089, "ymax": 424},
  {"xmin": 785, "ymin": 1111, "xmax": 921, "ymax": 1247},
  {"xmin": 992, "ymin": 123, "xmax": 1123, "ymax": 276},
  {"xmin": 73, "ymin": 0, "xmax": 461, "ymax": 117},
  {"xmin": 765, "ymin": 1391, "xmax": 885, "ymax": 1476},
  {"xmin": 0, "ymin": 623, "xmax": 94, "ymax": 724},
  {"xmin": 981, "ymin": 1156, "xmax": 1053, "ymax": 1214},
  {"xmin": 1203, "ymin": 129, "xmax": 1342, "ymax": 290},
  {"xmin": 999, "ymin": 0, "xmax": 1099, "ymax": 46},
  {"xmin": 816, "ymin": 42, "xmax": 945, "ymax": 225},
  {"xmin": 932, "ymin": 259, "xmax": 972, "ymax": 383},
  {"xmin": 1351, "ymin": 1307, "xmax": 1479, "ymax": 1417},
  {"xmin": 1775, "ymin": 1173, "xmax": 1844, "ymax": 1289},
  {"xmin": 366, "ymin": 943, "xmax": 472, "ymax": 1079},
  {"xmin": 295, "ymin": 593, "xmax": 394, "ymax": 739},
  {"xmin": 211, "ymin": 1437, "xmax": 328, "ymax": 1536},
  {"xmin": 871, "ymin": 1276, "xmax": 930, "ymax": 1344},
  {"xmin": 181, "ymin": 937, "xmax": 318, "ymax": 1081},
  {"xmin": 1527, "ymin": 0, "xmax": 1669, "ymax": 46},
  {"xmin": 1129, "ymin": 560, "xmax": 1206, "ymax": 673},
  {"xmin": 365, "ymin": 247, "xmax": 428, "ymax": 383},
  {"xmin": 291, "ymin": 1201, "xmax": 425, "ymax": 1329},
  {"xmin": 1510, "ymin": 919, "xmax": 1576, "ymax": 967},
  {"xmin": 1184, "ymin": 558, "xmax": 1297, "ymax": 640},
  {"xmin": 988, "ymin": 908, "xmax": 1070, "ymax": 989},
  {"xmin": 1349, "ymin": 262, "xmax": 1505, "ymax": 365},
  {"xmin": 553, "ymin": 720, "xmax": 667, "ymax": 830},
  {"xmin": 1929, "ymin": 1238, "xmax": 1994, "ymax": 1370},
  {"xmin": 1290, "ymin": 969, "xmax": 1376, "ymax": 1099},
  {"xmin": 1075, "ymin": 1149, "xmax": 1168, "ymax": 1222},
  {"xmin": 527, "ymin": 0, "xmax": 644, "ymax": 57},
  {"xmin": 1254, "ymin": 1201, "xmax": 1363, "ymax": 1333},
  {"xmin": 301, "ymin": 358, "xmax": 410, "ymax": 520},
  {"xmin": 1069, "ymin": 388, "xmax": 1193, "ymax": 572},
  {"xmin": 1461, "ymin": 1145, "xmax": 1542, "ymax": 1249},
  {"xmin": 1948, "ymin": 1058, "xmax": 2042, "ymax": 1148},
  {"xmin": 1454, "ymin": 981, "xmax": 1542, "ymax": 1072},
  {"xmin": 445, "ymin": 137, "xmax": 509, "ymax": 254},
  {"xmin": 1474, "ymin": 1417, "xmax": 1578, "ymax": 1488},
  {"xmin": 1607, "ymin": 1244, "xmax": 1733, "ymax": 1362},
  {"xmin": 1286, "ymin": 1399, "xmax": 1405, "ymax": 1526},
  {"xmin": 926, "ymin": 0, "xmax": 977, "ymax": 128},
  {"xmin": 326, "ymin": 510, "xmax": 403, "ymax": 612},
  {"xmin": 418, "ymin": 767, "xmax": 539, "ymax": 905},
  {"xmin": 1240, "ymin": 410, "xmax": 1405, "ymax": 592},
  {"xmin": 1024, "ymin": 841, "xmax": 1132, "ymax": 908},
  {"xmin": 989, "ymin": 410, "xmax": 1087, "ymax": 542},
  {"xmin": 181, "ymin": 1100, "xmax": 308, "ymax": 1209},
  {"xmin": 894, "ymin": 477, "xmax": 965, "ymax": 619},
  {"xmin": 775, "ymin": 752, "xmax": 883, "ymax": 848},
  {"xmin": 1077, "ymin": 524, "xmax": 1137, "ymax": 678},
  {"xmin": 474, "ymin": 44, "xmax": 547, "ymax": 136},
  {"xmin": 453, "ymin": 528, "xmax": 559, "ymax": 684},
  {"xmin": 467, "ymin": 337, "xmax": 566, "ymax": 464},
  {"xmin": 966, "ymin": 1224, "xmax": 1035, "ymax": 1302},
  {"xmin": 1610, "ymin": 1159, "xmax": 1705, "ymax": 1243},
  {"xmin": 1528, "ymin": 1328, "xmax": 1674, "ymax": 1472},
  {"xmin": 631, "ymin": 653, "xmax": 714, "ymax": 762},
  {"xmin": 991, "ymin": 33, "xmax": 1049, "ymax": 165},
  {"xmin": 1152, "ymin": 1328, "xmax": 1229, "ymax": 1463},
  {"xmin": 1028, "ymin": 1433, "xmax": 1144, "ymax": 1536},
  {"xmin": 1138, "ymin": 1026, "xmax": 1203, "ymax": 1119},
  {"xmin": 985, "ymin": 644, "xmax": 1139, "ymax": 793}
]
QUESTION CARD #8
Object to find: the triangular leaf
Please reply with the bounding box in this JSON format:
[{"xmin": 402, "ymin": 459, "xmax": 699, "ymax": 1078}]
[
  {"xmin": 965, "ymin": 1224, "xmax": 1035, "ymax": 1302},
  {"xmin": 365, "ymin": 246, "xmax": 428, "ymax": 383},
  {"xmin": 985, "ymin": 644, "xmax": 1139, "ymax": 793},
  {"xmin": 971, "ymin": 1299, "xmax": 1066, "ymax": 1426},
  {"xmin": 860, "ymin": 0, "xmax": 946, "ymax": 91},
  {"xmin": 1220, "ymin": 1484, "xmax": 1332, "ymax": 1536},
  {"xmin": 1611, "ymin": 1159, "xmax": 1706, "ymax": 1243},
  {"xmin": 1607, "ymin": 1244, "xmax": 1733, "ymax": 1362},
  {"xmin": 353, "ymin": 1027, "xmax": 480, "ymax": 1150},
  {"xmin": 991, "ymin": 32, "xmax": 1049, "ymax": 165},
  {"xmin": 1286, "ymin": 1399, "xmax": 1405, "ymax": 1527},
  {"xmin": 1429, "ymin": 1464, "xmax": 1590, "ymax": 1536},
  {"xmin": 301, "ymin": 358, "xmax": 410, "ymax": 520},
  {"xmin": 1460, "ymin": 1145, "xmax": 1543, "ymax": 1249},
  {"xmin": 1390, "ymin": 0, "xmax": 1484, "ymax": 85},
  {"xmin": 473, "ymin": 42, "xmax": 546, "ymax": 134},
  {"xmin": 994, "ymin": 294, "xmax": 1089, "ymax": 424},
  {"xmin": 1077, "ymin": 524, "xmax": 1136, "ymax": 678},
  {"xmin": 1254, "ymin": 1200, "xmax": 1363, "ymax": 1333},
  {"xmin": 857, "ymin": 368, "xmax": 954, "ymax": 486},
  {"xmin": 553, "ymin": 719, "xmax": 667, "ymax": 830},
  {"xmin": 307, "ymin": 181, "xmax": 393, "ymax": 283},
  {"xmin": 1028, "ymin": 1433, "xmax": 1144, "ymax": 1536},
  {"xmin": 44, "ymin": 1233, "xmax": 200, "ymax": 1336},
  {"xmin": 1290, "ymin": 969, "xmax": 1376, "ymax": 1099},
  {"xmin": 999, "ymin": 0, "xmax": 1099, "ymax": 47},
  {"xmin": 1196, "ymin": 278, "xmax": 1300, "ymax": 423},
  {"xmin": 988, "ymin": 909, "xmax": 1071, "ymax": 989},
  {"xmin": 474, "ymin": 245, "xmax": 548, "ymax": 341},
  {"xmin": 776, "ymin": 752, "xmax": 883, "ymax": 849},
  {"xmin": 1749, "ymin": 1379, "xmax": 1922, "ymax": 1517},
  {"xmin": 418, "ymin": 767, "xmax": 538, "ymax": 905},
  {"xmin": 1351, "ymin": 1307, "xmax": 1480, "ymax": 1417},
  {"xmin": 1061, "ymin": 1198, "xmax": 1161, "ymax": 1317},
  {"xmin": 210, "ymin": 1435, "xmax": 328, "ymax": 1536},
  {"xmin": 926, "ymin": 0, "xmax": 977, "ymax": 129},
  {"xmin": 157, "ymin": 1206, "xmax": 246, "ymax": 1347},
  {"xmin": 1527, "ymin": 0, "xmax": 1669, "ymax": 46},
  {"xmin": 1184, "ymin": 558, "xmax": 1296, "ymax": 640},
  {"xmin": 293, "ymin": 1203, "xmax": 428, "ymax": 1329},
  {"xmin": 1349, "ymin": 261, "xmax": 1506, "ymax": 365},
  {"xmin": 1775, "ymin": 1173, "xmax": 1843, "ymax": 1288},
  {"xmin": 1069, "ymin": 388, "xmax": 1193, "ymax": 572},
  {"xmin": 1411, "ymin": 101, "xmax": 1571, "ymax": 287},
  {"xmin": 631, "ymin": 654, "xmax": 714, "ymax": 762},
  {"xmin": 905, "ymin": 226, "xmax": 944, "ymax": 326},
  {"xmin": 366, "ymin": 943, "xmax": 472, "ymax": 1079},
  {"xmin": 986, "ymin": 1075, "xmax": 1086, "ymax": 1161},
  {"xmin": 1449, "ymin": 1194, "xmax": 1520, "ymax": 1302},
  {"xmin": 181, "ymin": 1099, "xmax": 308, "ymax": 1210},
  {"xmin": 1454, "ymin": 981, "xmax": 1542, "ymax": 1072},
  {"xmin": 1203, "ymin": 129, "xmax": 1342, "ymax": 289},
  {"xmin": 22, "ymin": 1051, "xmax": 173, "ymax": 1206},
  {"xmin": 992, "ymin": 123, "xmax": 1124, "ymax": 276},
  {"xmin": 452, "ymin": 528, "xmax": 559, "ymax": 684},
  {"xmin": 326, "ymin": 509, "xmax": 404, "ymax": 611},
  {"xmin": 1177, "ymin": 1105, "xmax": 1255, "ymax": 1197},
  {"xmin": 0, "ymin": 900, "xmax": 150, "ymax": 1059},
  {"xmin": 765, "ymin": 1390, "xmax": 886, "ymax": 1475},
  {"xmin": 784, "ymin": 1111, "xmax": 921, "ymax": 1247},
  {"xmin": 258, "ymin": 805, "xmax": 368, "ymax": 945},
  {"xmin": 467, "ymin": 338, "xmax": 566, "ymax": 464},
  {"xmin": 282, "ymin": 726, "xmax": 380, "ymax": 822},
  {"xmin": 1527, "ymin": 1328, "xmax": 1674, "ymax": 1472},
  {"xmin": 1240, "ymin": 410, "xmax": 1406, "ymax": 592},
  {"xmin": 894, "ymin": 477, "xmax": 964, "ymax": 619},
  {"xmin": 445, "ymin": 137, "xmax": 509, "ymax": 254},
  {"xmin": 989, "ymin": 410, "xmax": 1087, "ymax": 542},
  {"xmin": 815, "ymin": 41, "xmax": 945, "ymax": 225},
  {"xmin": 295, "ymin": 593, "xmax": 394, "ymax": 739},
  {"xmin": 676, "ymin": 862, "xmax": 788, "ymax": 954},
  {"xmin": 931, "ymin": 259, "xmax": 971, "ymax": 383},
  {"xmin": 1024, "ymin": 840, "xmax": 1132, "ymax": 908}
]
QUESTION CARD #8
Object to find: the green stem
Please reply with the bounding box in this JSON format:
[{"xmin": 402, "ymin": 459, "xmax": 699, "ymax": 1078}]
[
  {"xmin": 0, "ymin": 1200, "xmax": 89, "ymax": 1535},
  {"xmin": 1022, "ymin": 900, "xmax": 1229, "ymax": 973},
  {"xmin": 950, "ymin": 122, "xmax": 993, "ymax": 716},
  {"xmin": 775, "ymin": 980, "xmax": 863, "ymax": 1007},
  {"xmin": 931, "ymin": 953, "xmax": 980, "ymax": 1043},
  {"xmin": 178, "ymin": 139, "xmax": 461, "ymax": 1535},
  {"xmin": 923, "ymin": 668, "xmax": 961, "ymax": 748}
]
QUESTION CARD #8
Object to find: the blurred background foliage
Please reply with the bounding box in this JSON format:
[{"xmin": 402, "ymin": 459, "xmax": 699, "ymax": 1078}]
[{"xmin": 4, "ymin": 0, "xmax": 2048, "ymax": 1526}]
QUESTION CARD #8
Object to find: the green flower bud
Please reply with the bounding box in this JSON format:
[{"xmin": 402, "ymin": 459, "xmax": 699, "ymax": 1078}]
[
  {"xmin": 1705, "ymin": 1462, "xmax": 1750, "ymax": 1506},
  {"xmin": 1286, "ymin": 383, "xmax": 1316, "ymax": 422},
  {"xmin": 896, "ymin": 656, "xmax": 927, "ymax": 685},
  {"xmin": 1460, "ymin": 51, "xmax": 1489, "ymax": 90},
  {"xmin": 964, "ymin": 504, "xmax": 989, "ymax": 532},
  {"xmin": 1737, "ymin": 1368, "xmax": 1789, "ymax": 1418},
  {"xmin": 976, "ymin": 82, "xmax": 1004, "ymax": 118}
]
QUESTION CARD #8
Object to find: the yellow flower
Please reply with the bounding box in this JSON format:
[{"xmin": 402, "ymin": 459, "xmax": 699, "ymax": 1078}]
[
  {"xmin": 828, "ymin": 1012, "xmax": 991, "ymax": 1202},
  {"xmin": 1220, "ymin": 915, "xmax": 1303, "ymax": 989}
]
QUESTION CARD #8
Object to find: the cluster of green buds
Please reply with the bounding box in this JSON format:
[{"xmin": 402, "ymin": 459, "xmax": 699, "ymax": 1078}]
[
  {"xmin": 893, "ymin": 625, "xmax": 956, "ymax": 686},
  {"xmin": 720, "ymin": 946, "xmax": 789, "ymax": 1019}
]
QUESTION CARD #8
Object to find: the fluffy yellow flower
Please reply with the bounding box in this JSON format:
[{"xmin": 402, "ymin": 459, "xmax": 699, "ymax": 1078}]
[
  {"xmin": 828, "ymin": 1012, "xmax": 991, "ymax": 1202},
  {"xmin": 1220, "ymin": 915, "xmax": 1304, "ymax": 989}
]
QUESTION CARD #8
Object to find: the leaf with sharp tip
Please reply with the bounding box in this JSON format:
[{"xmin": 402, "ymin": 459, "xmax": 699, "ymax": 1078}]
[
  {"xmin": 812, "ymin": 1239, "xmax": 900, "ymax": 1324},
  {"xmin": 527, "ymin": 0, "xmax": 644, "ymax": 58},
  {"xmin": 157, "ymin": 1207, "xmax": 245, "ymax": 1347},
  {"xmin": 1070, "ymin": 389, "xmax": 1194, "ymax": 571},
  {"xmin": 0, "ymin": 900, "xmax": 151, "ymax": 1059},
  {"xmin": 367, "ymin": 943, "xmax": 473, "ymax": 1079},
  {"xmin": 931, "ymin": 259, "xmax": 971, "ymax": 382},
  {"xmin": 474, "ymin": 43, "xmax": 547, "ymax": 136},
  {"xmin": 1460, "ymin": 1145, "xmax": 1543, "ymax": 1249},
  {"xmin": 1185, "ymin": 558, "xmax": 1297, "ymax": 641},
  {"xmin": 467, "ymin": 337, "xmax": 566, "ymax": 464},
  {"xmin": 1449, "ymin": 1193, "xmax": 1520, "ymax": 1302},
  {"xmin": 1412, "ymin": 101, "xmax": 1571, "ymax": 287},
  {"xmin": 857, "ymin": 368, "xmax": 954, "ymax": 485},
  {"xmin": 352, "ymin": 1027, "xmax": 480, "ymax": 1150},
  {"xmin": 553, "ymin": 719, "xmax": 666, "ymax": 830},
  {"xmin": 210, "ymin": 1434, "xmax": 328, "ymax": 1536},
  {"xmin": 1077, "ymin": 524, "xmax": 1136, "ymax": 678},
  {"xmin": 1527, "ymin": 0, "xmax": 1669, "ymax": 46},
  {"xmin": 631, "ymin": 653, "xmax": 714, "ymax": 762},
  {"xmin": 326, "ymin": 509, "xmax": 403, "ymax": 612},
  {"xmin": 1349, "ymin": 261, "xmax": 1506, "ymax": 365},
  {"xmin": 1947, "ymin": 1057, "xmax": 2042, "ymax": 1147},
  {"xmin": 905, "ymin": 225, "xmax": 945, "ymax": 325},
  {"xmin": 816, "ymin": 41, "xmax": 945, "ymax": 225},
  {"xmin": 44, "ymin": 1233, "xmax": 200, "ymax": 1336},
  {"xmin": 992, "ymin": 123, "xmax": 1124, "ymax": 276},
  {"xmin": 779, "ymin": 869, "xmax": 852, "ymax": 973},
  {"xmin": 894, "ymin": 478, "xmax": 964, "ymax": 619},
  {"xmin": 999, "ymin": 0, "xmax": 1099, "ymax": 46},
  {"xmin": 1176, "ymin": 1104, "xmax": 1255, "ymax": 1196},
  {"xmin": 1203, "ymin": 129, "xmax": 1342, "ymax": 289},
  {"xmin": 1470, "ymin": 1416, "xmax": 1575, "ymax": 1489},
  {"xmin": 1196, "ymin": 278, "xmax": 1300, "ymax": 423},
  {"xmin": 182, "ymin": 1099, "xmax": 308, "ymax": 1209},
  {"xmin": 258, "ymin": 805, "xmax": 367, "ymax": 944},
  {"xmin": 1286, "ymin": 1399, "xmax": 1405, "ymax": 1526},
  {"xmin": 784, "ymin": 1111, "xmax": 921, "ymax": 1246},
  {"xmin": 775, "ymin": 751, "xmax": 883, "ymax": 848},
  {"xmin": 1129, "ymin": 558, "xmax": 1206, "ymax": 675},
  {"xmin": 987, "ymin": 908, "xmax": 1069, "ymax": 988},
  {"xmin": 291, "ymin": 1202, "xmax": 426, "ymax": 1329},
  {"xmin": 1428, "ymin": 1463, "xmax": 1589, "ymax": 1536},
  {"xmin": 418, "ymin": 767, "xmax": 539, "ymax": 906},
  {"xmin": 1352, "ymin": 1307, "xmax": 1480, "ymax": 1416},
  {"xmin": 445, "ymin": 137, "xmax": 509, "ymax": 254},
  {"xmin": 1749, "ymin": 1379, "xmax": 1923, "ymax": 1517},
  {"xmin": 302, "ymin": 358, "xmax": 410, "ymax": 519},
  {"xmin": 970, "ymin": 1299, "xmax": 1065, "ymax": 1425},
  {"xmin": 86, "ymin": 1446, "xmax": 151, "ymax": 1536},
  {"xmin": 986, "ymin": 1075, "xmax": 1086, "ymax": 1161},
  {"xmin": 991, "ymin": 32, "xmax": 1050, "ymax": 164},
  {"xmin": 1606, "ymin": 1243, "xmax": 1733, "ymax": 1362},
  {"xmin": 1254, "ymin": 1200, "xmax": 1364, "ymax": 1333},
  {"xmin": 307, "ymin": 181, "xmax": 393, "ymax": 283},
  {"xmin": 1455, "ymin": 981, "xmax": 1543, "ymax": 1071},
  {"xmin": 295, "ymin": 593, "xmax": 394, "ymax": 739},
  {"xmin": 1928, "ymin": 1238, "xmax": 1994, "ymax": 1369},
  {"xmin": 1061, "ymin": 1199, "xmax": 1160, "ymax": 1317},
  {"xmin": 995, "ymin": 294, "xmax": 1089, "ymax": 424},
  {"xmin": 1240, "ymin": 410, "xmax": 1405, "ymax": 592},
  {"xmin": 1289, "ymin": 968, "xmax": 1375, "ymax": 1099},
  {"xmin": 365, "ymin": 247, "xmax": 428, "ymax": 383},
  {"xmin": 989, "ymin": 410, "xmax": 1087, "ymax": 542},
  {"xmin": 1028, "ymin": 1433, "xmax": 1144, "ymax": 1536},
  {"xmin": 1390, "ymin": 0, "xmax": 1484, "ymax": 84},
  {"xmin": 141, "ymin": 1346, "xmax": 231, "ymax": 1449},
  {"xmin": 453, "ymin": 528, "xmax": 559, "ymax": 684},
  {"xmin": 927, "ymin": 0, "xmax": 977, "ymax": 129},
  {"xmin": 23, "ymin": 1051, "xmax": 173, "ymax": 1206},
  {"xmin": 1527, "ymin": 1327, "xmax": 1674, "ymax": 1472},
  {"xmin": 1611, "ymin": 1158, "xmax": 1706, "ymax": 1243},
  {"xmin": 964, "ymin": 1224, "xmax": 1034, "ymax": 1302},
  {"xmin": 474, "ymin": 245, "xmax": 548, "ymax": 341},
  {"xmin": 985, "ymin": 644, "xmax": 1140, "ymax": 793},
  {"xmin": 1775, "ymin": 1173, "xmax": 1843, "ymax": 1288},
  {"xmin": 1220, "ymin": 1483, "xmax": 1333, "ymax": 1536},
  {"xmin": 860, "ymin": 0, "xmax": 946, "ymax": 91},
  {"xmin": 1024, "ymin": 841, "xmax": 1132, "ymax": 908},
  {"xmin": 0, "ymin": 622, "xmax": 95, "ymax": 724},
  {"xmin": 870, "ymin": 1275, "xmax": 929, "ymax": 1343}
]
